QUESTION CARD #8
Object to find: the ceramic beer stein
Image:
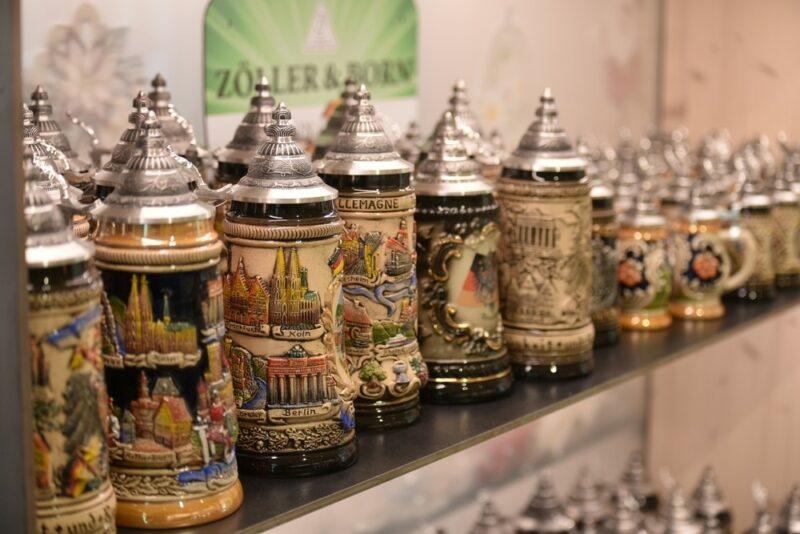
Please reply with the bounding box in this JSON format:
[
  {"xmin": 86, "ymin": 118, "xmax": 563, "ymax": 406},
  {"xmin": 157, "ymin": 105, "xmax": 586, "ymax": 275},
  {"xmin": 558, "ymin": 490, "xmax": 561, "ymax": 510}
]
[
  {"xmin": 590, "ymin": 175, "xmax": 621, "ymax": 347},
  {"xmin": 498, "ymin": 88, "xmax": 595, "ymax": 379},
  {"xmin": 669, "ymin": 178, "xmax": 756, "ymax": 320},
  {"xmin": 223, "ymin": 103, "xmax": 357, "ymax": 476},
  {"xmin": 771, "ymin": 170, "xmax": 800, "ymax": 288},
  {"xmin": 319, "ymin": 85, "xmax": 426, "ymax": 430},
  {"xmin": 312, "ymin": 77, "xmax": 357, "ymax": 161},
  {"xmin": 93, "ymin": 91, "xmax": 150, "ymax": 201},
  {"xmin": 214, "ymin": 76, "xmax": 275, "ymax": 186},
  {"xmin": 93, "ymin": 113, "xmax": 242, "ymax": 528},
  {"xmin": 617, "ymin": 176, "xmax": 673, "ymax": 331},
  {"xmin": 29, "ymin": 85, "xmax": 96, "ymax": 200},
  {"xmin": 415, "ymin": 111, "xmax": 511, "ymax": 403},
  {"xmin": 25, "ymin": 155, "xmax": 116, "ymax": 533}
]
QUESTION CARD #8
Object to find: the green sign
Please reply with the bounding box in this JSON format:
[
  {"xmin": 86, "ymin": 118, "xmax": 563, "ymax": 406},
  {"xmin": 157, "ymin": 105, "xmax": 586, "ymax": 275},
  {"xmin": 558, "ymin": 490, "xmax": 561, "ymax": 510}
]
[{"xmin": 204, "ymin": 0, "xmax": 418, "ymax": 116}]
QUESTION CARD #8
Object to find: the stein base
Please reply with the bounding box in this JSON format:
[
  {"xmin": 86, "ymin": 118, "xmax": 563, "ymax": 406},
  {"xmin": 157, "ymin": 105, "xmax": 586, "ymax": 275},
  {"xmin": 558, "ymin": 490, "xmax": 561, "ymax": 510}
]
[
  {"xmin": 512, "ymin": 358, "xmax": 594, "ymax": 381},
  {"xmin": 668, "ymin": 300, "xmax": 725, "ymax": 320},
  {"xmin": 421, "ymin": 363, "xmax": 513, "ymax": 404},
  {"xmin": 355, "ymin": 395, "xmax": 421, "ymax": 430},
  {"xmin": 726, "ymin": 283, "xmax": 776, "ymax": 303},
  {"xmin": 115, "ymin": 480, "xmax": 243, "ymax": 529},
  {"xmin": 37, "ymin": 482, "xmax": 116, "ymax": 533},
  {"xmin": 776, "ymin": 272, "xmax": 800, "ymax": 288},
  {"xmin": 619, "ymin": 310, "xmax": 672, "ymax": 330},
  {"xmin": 236, "ymin": 437, "xmax": 357, "ymax": 477},
  {"xmin": 592, "ymin": 325, "xmax": 620, "ymax": 348}
]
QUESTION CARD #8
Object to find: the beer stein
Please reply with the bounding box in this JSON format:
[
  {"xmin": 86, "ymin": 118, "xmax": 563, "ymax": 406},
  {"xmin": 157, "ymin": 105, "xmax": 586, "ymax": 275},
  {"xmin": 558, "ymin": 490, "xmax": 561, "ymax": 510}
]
[
  {"xmin": 669, "ymin": 176, "xmax": 756, "ymax": 320},
  {"xmin": 312, "ymin": 77, "xmax": 357, "ymax": 161},
  {"xmin": 214, "ymin": 76, "xmax": 275, "ymax": 186},
  {"xmin": 618, "ymin": 173, "xmax": 672, "ymax": 331},
  {"xmin": 498, "ymin": 88, "xmax": 594, "ymax": 378},
  {"xmin": 415, "ymin": 110, "xmax": 511, "ymax": 403},
  {"xmin": 516, "ymin": 475, "xmax": 576, "ymax": 534},
  {"xmin": 25, "ymin": 151, "xmax": 116, "ymax": 533},
  {"xmin": 29, "ymin": 85, "xmax": 96, "ymax": 199},
  {"xmin": 93, "ymin": 113, "xmax": 242, "ymax": 528},
  {"xmin": 590, "ymin": 176, "xmax": 621, "ymax": 347},
  {"xmin": 319, "ymin": 85, "xmax": 425, "ymax": 430},
  {"xmin": 223, "ymin": 103, "xmax": 357, "ymax": 475}
]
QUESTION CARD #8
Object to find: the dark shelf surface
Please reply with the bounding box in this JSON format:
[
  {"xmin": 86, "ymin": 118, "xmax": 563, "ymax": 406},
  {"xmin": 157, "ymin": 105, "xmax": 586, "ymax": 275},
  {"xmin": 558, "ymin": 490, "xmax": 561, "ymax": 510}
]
[{"xmin": 122, "ymin": 290, "xmax": 800, "ymax": 533}]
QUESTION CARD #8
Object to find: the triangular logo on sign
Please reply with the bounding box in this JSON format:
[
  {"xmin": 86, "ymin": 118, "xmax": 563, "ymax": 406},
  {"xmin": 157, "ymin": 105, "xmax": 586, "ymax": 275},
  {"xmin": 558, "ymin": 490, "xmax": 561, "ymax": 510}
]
[{"xmin": 304, "ymin": 2, "xmax": 337, "ymax": 52}]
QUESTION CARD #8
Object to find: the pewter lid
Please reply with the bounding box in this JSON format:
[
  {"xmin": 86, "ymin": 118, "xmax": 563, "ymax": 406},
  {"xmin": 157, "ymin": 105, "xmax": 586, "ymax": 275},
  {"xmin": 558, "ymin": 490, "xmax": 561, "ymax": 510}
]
[
  {"xmin": 503, "ymin": 88, "xmax": 586, "ymax": 175},
  {"xmin": 470, "ymin": 497, "xmax": 513, "ymax": 534},
  {"xmin": 601, "ymin": 487, "xmax": 645, "ymax": 534},
  {"xmin": 748, "ymin": 483, "xmax": 775, "ymax": 534},
  {"xmin": 415, "ymin": 111, "xmax": 493, "ymax": 197},
  {"xmin": 148, "ymin": 73, "xmax": 194, "ymax": 154},
  {"xmin": 423, "ymin": 79, "xmax": 485, "ymax": 158},
  {"xmin": 94, "ymin": 91, "xmax": 150, "ymax": 190},
  {"xmin": 24, "ymin": 163, "xmax": 93, "ymax": 269},
  {"xmin": 621, "ymin": 160, "xmax": 666, "ymax": 229},
  {"xmin": 648, "ymin": 484, "xmax": 703, "ymax": 534},
  {"xmin": 779, "ymin": 485, "xmax": 800, "ymax": 534},
  {"xmin": 620, "ymin": 452, "xmax": 657, "ymax": 509},
  {"xmin": 566, "ymin": 467, "xmax": 610, "ymax": 528},
  {"xmin": 313, "ymin": 76, "xmax": 358, "ymax": 159},
  {"xmin": 22, "ymin": 103, "xmax": 68, "ymax": 175},
  {"xmin": 396, "ymin": 120, "xmax": 422, "ymax": 164},
  {"xmin": 216, "ymin": 76, "xmax": 276, "ymax": 166},
  {"xmin": 92, "ymin": 112, "xmax": 212, "ymax": 225},
  {"xmin": 685, "ymin": 162, "xmax": 722, "ymax": 223},
  {"xmin": 320, "ymin": 84, "xmax": 414, "ymax": 176},
  {"xmin": 232, "ymin": 103, "xmax": 337, "ymax": 205},
  {"xmin": 691, "ymin": 468, "xmax": 730, "ymax": 524},
  {"xmin": 736, "ymin": 151, "xmax": 772, "ymax": 209},
  {"xmin": 516, "ymin": 474, "xmax": 576, "ymax": 533}
]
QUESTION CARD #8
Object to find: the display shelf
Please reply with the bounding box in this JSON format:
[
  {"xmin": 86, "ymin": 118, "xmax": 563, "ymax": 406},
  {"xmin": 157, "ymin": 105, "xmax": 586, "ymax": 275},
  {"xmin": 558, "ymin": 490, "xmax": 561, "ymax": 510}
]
[{"xmin": 121, "ymin": 290, "xmax": 800, "ymax": 533}]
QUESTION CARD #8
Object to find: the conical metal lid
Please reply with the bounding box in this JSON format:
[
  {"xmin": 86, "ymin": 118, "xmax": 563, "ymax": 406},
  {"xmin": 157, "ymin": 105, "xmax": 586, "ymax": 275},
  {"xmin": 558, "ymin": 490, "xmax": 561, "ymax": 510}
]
[
  {"xmin": 232, "ymin": 103, "xmax": 337, "ymax": 205},
  {"xmin": 24, "ymin": 159, "xmax": 93, "ymax": 269},
  {"xmin": 747, "ymin": 483, "xmax": 775, "ymax": 534},
  {"xmin": 22, "ymin": 103, "xmax": 69, "ymax": 175},
  {"xmin": 29, "ymin": 84, "xmax": 94, "ymax": 178},
  {"xmin": 517, "ymin": 474, "xmax": 576, "ymax": 533},
  {"xmin": 470, "ymin": 497, "xmax": 513, "ymax": 534},
  {"xmin": 503, "ymin": 88, "xmax": 586, "ymax": 175},
  {"xmin": 313, "ymin": 76, "xmax": 357, "ymax": 160},
  {"xmin": 216, "ymin": 76, "xmax": 276, "ymax": 165},
  {"xmin": 423, "ymin": 79, "xmax": 485, "ymax": 158},
  {"xmin": 779, "ymin": 485, "xmax": 800, "ymax": 534},
  {"xmin": 620, "ymin": 158, "xmax": 665, "ymax": 229},
  {"xmin": 148, "ymin": 73, "xmax": 195, "ymax": 155},
  {"xmin": 736, "ymin": 148, "xmax": 772, "ymax": 209},
  {"xmin": 602, "ymin": 487, "xmax": 644, "ymax": 534},
  {"xmin": 92, "ymin": 111, "xmax": 213, "ymax": 225},
  {"xmin": 94, "ymin": 91, "xmax": 150, "ymax": 190},
  {"xmin": 396, "ymin": 120, "xmax": 422, "ymax": 164},
  {"xmin": 415, "ymin": 110, "xmax": 493, "ymax": 197},
  {"xmin": 649, "ymin": 484, "xmax": 703, "ymax": 534},
  {"xmin": 566, "ymin": 467, "xmax": 610, "ymax": 528},
  {"xmin": 620, "ymin": 452, "xmax": 657, "ymax": 509},
  {"xmin": 684, "ymin": 161, "xmax": 722, "ymax": 223},
  {"xmin": 691, "ymin": 467, "xmax": 730, "ymax": 523},
  {"xmin": 320, "ymin": 84, "xmax": 414, "ymax": 176}
]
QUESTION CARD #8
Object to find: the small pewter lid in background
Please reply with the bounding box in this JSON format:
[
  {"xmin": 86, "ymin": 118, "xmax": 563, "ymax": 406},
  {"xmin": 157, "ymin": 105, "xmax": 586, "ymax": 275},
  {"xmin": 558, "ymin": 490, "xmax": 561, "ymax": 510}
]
[
  {"xmin": 648, "ymin": 482, "xmax": 704, "ymax": 534},
  {"xmin": 503, "ymin": 88, "xmax": 586, "ymax": 176},
  {"xmin": 148, "ymin": 73, "xmax": 196, "ymax": 155},
  {"xmin": 415, "ymin": 110, "xmax": 493, "ymax": 197},
  {"xmin": 313, "ymin": 76, "xmax": 357, "ymax": 160},
  {"xmin": 691, "ymin": 467, "xmax": 731, "ymax": 530},
  {"xmin": 778, "ymin": 485, "xmax": 800, "ymax": 534},
  {"xmin": 92, "ymin": 112, "xmax": 213, "ymax": 226},
  {"xmin": 320, "ymin": 84, "xmax": 414, "ymax": 177},
  {"xmin": 94, "ymin": 91, "xmax": 150, "ymax": 193},
  {"xmin": 620, "ymin": 452, "xmax": 658, "ymax": 512},
  {"xmin": 747, "ymin": 482, "xmax": 776, "ymax": 534},
  {"xmin": 684, "ymin": 161, "xmax": 723, "ymax": 223},
  {"xmin": 215, "ymin": 76, "xmax": 276, "ymax": 167},
  {"xmin": 470, "ymin": 496, "xmax": 513, "ymax": 534},
  {"xmin": 516, "ymin": 474, "xmax": 576, "ymax": 534},
  {"xmin": 22, "ymin": 102, "xmax": 69, "ymax": 176},
  {"xmin": 601, "ymin": 487, "xmax": 645, "ymax": 534},
  {"xmin": 620, "ymin": 158, "xmax": 666, "ymax": 230},
  {"xmin": 736, "ymin": 147, "xmax": 773, "ymax": 210},
  {"xmin": 231, "ymin": 103, "xmax": 337, "ymax": 206},
  {"xmin": 396, "ymin": 120, "xmax": 422, "ymax": 164},
  {"xmin": 566, "ymin": 467, "xmax": 610, "ymax": 530}
]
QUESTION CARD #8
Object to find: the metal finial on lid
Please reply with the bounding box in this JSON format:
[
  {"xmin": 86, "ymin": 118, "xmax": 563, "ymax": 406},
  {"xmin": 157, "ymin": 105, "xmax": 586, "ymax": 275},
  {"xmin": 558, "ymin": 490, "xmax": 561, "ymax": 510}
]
[
  {"xmin": 470, "ymin": 497, "xmax": 513, "ymax": 534},
  {"xmin": 649, "ymin": 483, "xmax": 703, "ymax": 534},
  {"xmin": 94, "ymin": 91, "xmax": 151, "ymax": 192},
  {"xmin": 778, "ymin": 485, "xmax": 800, "ymax": 534},
  {"xmin": 312, "ymin": 77, "xmax": 358, "ymax": 160},
  {"xmin": 396, "ymin": 120, "xmax": 422, "ymax": 164},
  {"xmin": 748, "ymin": 482, "xmax": 776, "ymax": 534},
  {"xmin": 516, "ymin": 474, "xmax": 576, "ymax": 533},
  {"xmin": 415, "ymin": 110, "xmax": 492, "ymax": 197},
  {"xmin": 503, "ymin": 88, "xmax": 585, "ymax": 175},
  {"xmin": 93, "ymin": 111, "xmax": 212, "ymax": 225},
  {"xmin": 566, "ymin": 467, "xmax": 610, "ymax": 529},
  {"xmin": 231, "ymin": 102, "xmax": 337, "ymax": 205},
  {"xmin": 620, "ymin": 451, "xmax": 657, "ymax": 511},
  {"xmin": 691, "ymin": 467, "xmax": 730, "ymax": 528},
  {"xmin": 216, "ymin": 76, "xmax": 277, "ymax": 169},
  {"xmin": 320, "ymin": 83, "xmax": 413, "ymax": 176},
  {"xmin": 602, "ymin": 487, "xmax": 645, "ymax": 534},
  {"xmin": 148, "ymin": 73, "xmax": 195, "ymax": 154}
]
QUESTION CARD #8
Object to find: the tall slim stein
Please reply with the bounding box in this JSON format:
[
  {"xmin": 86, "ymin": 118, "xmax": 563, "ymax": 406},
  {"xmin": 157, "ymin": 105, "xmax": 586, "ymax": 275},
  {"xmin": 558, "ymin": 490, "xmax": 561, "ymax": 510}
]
[
  {"xmin": 498, "ymin": 89, "xmax": 594, "ymax": 379},
  {"xmin": 93, "ymin": 113, "xmax": 242, "ymax": 528}
]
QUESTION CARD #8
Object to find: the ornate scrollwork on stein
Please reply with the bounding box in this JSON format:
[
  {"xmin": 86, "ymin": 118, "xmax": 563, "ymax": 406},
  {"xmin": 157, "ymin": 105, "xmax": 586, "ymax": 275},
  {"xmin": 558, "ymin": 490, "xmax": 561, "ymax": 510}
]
[
  {"xmin": 415, "ymin": 110, "xmax": 511, "ymax": 403},
  {"xmin": 224, "ymin": 103, "xmax": 357, "ymax": 476},
  {"xmin": 25, "ymin": 160, "xmax": 116, "ymax": 533},
  {"xmin": 319, "ymin": 84, "xmax": 425, "ymax": 429},
  {"xmin": 92, "ymin": 113, "xmax": 242, "ymax": 528},
  {"xmin": 498, "ymin": 89, "xmax": 594, "ymax": 379}
]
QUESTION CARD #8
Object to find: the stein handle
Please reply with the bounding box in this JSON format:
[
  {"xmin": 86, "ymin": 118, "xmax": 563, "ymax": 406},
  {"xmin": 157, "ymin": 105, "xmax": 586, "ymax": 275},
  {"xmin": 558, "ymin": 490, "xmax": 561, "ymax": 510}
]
[{"xmin": 721, "ymin": 226, "xmax": 757, "ymax": 292}]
